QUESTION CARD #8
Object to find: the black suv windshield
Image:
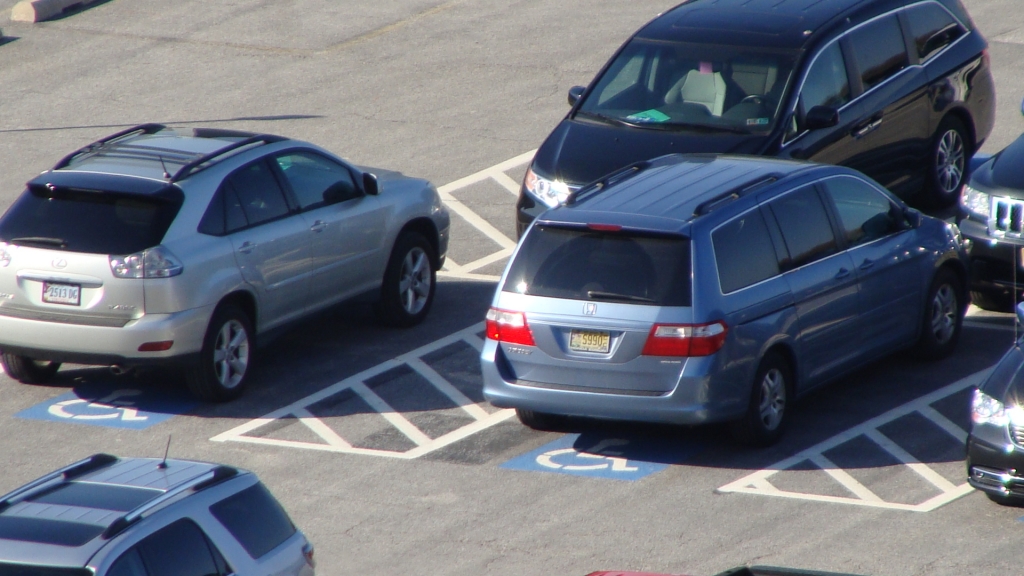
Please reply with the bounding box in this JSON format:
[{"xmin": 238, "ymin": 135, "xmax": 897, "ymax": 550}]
[
  {"xmin": 0, "ymin": 186, "xmax": 183, "ymax": 255},
  {"xmin": 578, "ymin": 39, "xmax": 798, "ymax": 135},
  {"xmin": 503, "ymin": 225, "xmax": 691, "ymax": 306}
]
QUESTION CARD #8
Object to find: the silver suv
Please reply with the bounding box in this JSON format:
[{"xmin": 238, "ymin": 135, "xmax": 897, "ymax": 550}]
[
  {"xmin": 0, "ymin": 124, "xmax": 450, "ymax": 401},
  {"xmin": 0, "ymin": 453, "xmax": 315, "ymax": 576}
]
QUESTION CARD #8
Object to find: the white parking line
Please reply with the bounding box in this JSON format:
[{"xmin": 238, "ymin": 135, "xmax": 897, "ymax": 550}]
[
  {"xmin": 438, "ymin": 150, "xmax": 534, "ymax": 282},
  {"xmin": 211, "ymin": 323, "xmax": 516, "ymax": 459},
  {"xmin": 717, "ymin": 368, "xmax": 989, "ymax": 512}
]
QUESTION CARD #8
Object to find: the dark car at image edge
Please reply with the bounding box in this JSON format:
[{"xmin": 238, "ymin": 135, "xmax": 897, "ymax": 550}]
[{"xmin": 516, "ymin": 0, "xmax": 994, "ymax": 236}]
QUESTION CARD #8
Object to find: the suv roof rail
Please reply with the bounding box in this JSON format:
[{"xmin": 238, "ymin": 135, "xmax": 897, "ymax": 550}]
[
  {"xmin": 170, "ymin": 134, "xmax": 286, "ymax": 182},
  {"xmin": 692, "ymin": 175, "xmax": 780, "ymax": 217},
  {"xmin": 0, "ymin": 453, "xmax": 118, "ymax": 513},
  {"xmin": 102, "ymin": 464, "xmax": 239, "ymax": 539},
  {"xmin": 566, "ymin": 160, "xmax": 652, "ymax": 206},
  {"xmin": 53, "ymin": 124, "xmax": 168, "ymax": 170}
]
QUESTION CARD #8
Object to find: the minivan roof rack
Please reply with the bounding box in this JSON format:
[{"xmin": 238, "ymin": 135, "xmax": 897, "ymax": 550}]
[
  {"xmin": 170, "ymin": 134, "xmax": 286, "ymax": 182},
  {"xmin": 102, "ymin": 465, "xmax": 238, "ymax": 539},
  {"xmin": 0, "ymin": 453, "xmax": 118, "ymax": 513},
  {"xmin": 692, "ymin": 174, "xmax": 780, "ymax": 217},
  {"xmin": 53, "ymin": 124, "xmax": 168, "ymax": 170}
]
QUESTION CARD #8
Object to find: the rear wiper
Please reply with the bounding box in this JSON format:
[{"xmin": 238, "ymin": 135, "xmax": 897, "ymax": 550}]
[
  {"xmin": 9, "ymin": 236, "xmax": 68, "ymax": 248},
  {"xmin": 587, "ymin": 290, "xmax": 655, "ymax": 303}
]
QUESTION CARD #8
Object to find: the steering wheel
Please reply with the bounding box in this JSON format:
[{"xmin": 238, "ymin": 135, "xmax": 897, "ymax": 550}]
[{"xmin": 741, "ymin": 95, "xmax": 765, "ymax": 105}]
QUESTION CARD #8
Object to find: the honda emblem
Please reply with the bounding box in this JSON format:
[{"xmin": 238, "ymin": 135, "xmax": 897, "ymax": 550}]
[{"xmin": 583, "ymin": 302, "xmax": 597, "ymax": 315}]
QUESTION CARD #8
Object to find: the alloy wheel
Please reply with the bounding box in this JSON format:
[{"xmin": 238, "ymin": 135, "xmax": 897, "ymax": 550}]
[
  {"xmin": 935, "ymin": 129, "xmax": 965, "ymax": 196},
  {"xmin": 213, "ymin": 319, "xmax": 249, "ymax": 390},
  {"xmin": 758, "ymin": 368, "xmax": 786, "ymax": 431},
  {"xmin": 930, "ymin": 284, "xmax": 958, "ymax": 344},
  {"xmin": 398, "ymin": 247, "xmax": 432, "ymax": 315}
]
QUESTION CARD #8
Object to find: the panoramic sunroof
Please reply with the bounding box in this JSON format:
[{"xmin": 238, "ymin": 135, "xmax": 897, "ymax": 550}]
[{"xmin": 30, "ymin": 482, "xmax": 162, "ymax": 512}]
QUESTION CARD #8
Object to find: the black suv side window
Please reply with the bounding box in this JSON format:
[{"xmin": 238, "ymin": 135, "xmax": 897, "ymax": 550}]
[
  {"xmin": 108, "ymin": 519, "xmax": 230, "ymax": 576},
  {"xmin": 273, "ymin": 151, "xmax": 359, "ymax": 211},
  {"xmin": 712, "ymin": 209, "xmax": 780, "ymax": 293},
  {"xmin": 821, "ymin": 177, "xmax": 901, "ymax": 247},
  {"xmin": 768, "ymin": 185, "xmax": 838, "ymax": 269},
  {"xmin": 904, "ymin": 3, "xmax": 965, "ymax": 62},
  {"xmin": 800, "ymin": 42, "xmax": 850, "ymax": 114},
  {"xmin": 847, "ymin": 15, "xmax": 910, "ymax": 91},
  {"xmin": 210, "ymin": 482, "xmax": 297, "ymax": 559}
]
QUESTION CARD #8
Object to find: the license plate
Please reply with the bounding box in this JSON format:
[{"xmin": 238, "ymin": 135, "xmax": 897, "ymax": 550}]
[
  {"xmin": 42, "ymin": 282, "xmax": 81, "ymax": 306},
  {"xmin": 569, "ymin": 329, "xmax": 611, "ymax": 353}
]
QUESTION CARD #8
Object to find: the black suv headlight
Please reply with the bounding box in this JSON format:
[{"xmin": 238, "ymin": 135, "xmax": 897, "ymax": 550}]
[
  {"xmin": 523, "ymin": 166, "xmax": 571, "ymax": 208},
  {"xmin": 961, "ymin": 183, "xmax": 991, "ymax": 220}
]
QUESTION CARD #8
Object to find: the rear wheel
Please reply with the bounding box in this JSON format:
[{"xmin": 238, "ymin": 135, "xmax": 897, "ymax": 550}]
[
  {"xmin": 926, "ymin": 116, "xmax": 969, "ymax": 208},
  {"xmin": 0, "ymin": 354, "xmax": 60, "ymax": 384},
  {"xmin": 185, "ymin": 304, "xmax": 253, "ymax": 402},
  {"xmin": 915, "ymin": 269, "xmax": 964, "ymax": 360},
  {"xmin": 730, "ymin": 352, "xmax": 792, "ymax": 448},
  {"xmin": 515, "ymin": 408, "xmax": 567, "ymax": 431},
  {"xmin": 377, "ymin": 232, "xmax": 436, "ymax": 327},
  {"xmin": 970, "ymin": 290, "xmax": 1015, "ymax": 313}
]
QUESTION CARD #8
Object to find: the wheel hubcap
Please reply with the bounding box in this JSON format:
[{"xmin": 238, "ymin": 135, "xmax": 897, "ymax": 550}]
[
  {"xmin": 935, "ymin": 129, "xmax": 965, "ymax": 196},
  {"xmin": 213, "ymin": 319, "xmax": 249, "ymax": 389},
  {"xmin": 398, "ymin": 247, "xmax": 431, "ymax": 315},
  {"xmin": 930, "ymin": 284, "xmax": 958, "ymax": 344},
  {"xmin": 758, "ymin": 368, "xmax": 786, "ymax": 431}
]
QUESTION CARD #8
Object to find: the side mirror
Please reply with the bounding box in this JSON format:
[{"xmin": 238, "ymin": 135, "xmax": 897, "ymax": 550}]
[
  {"xmin": 568, "ymin": 86, "xmax": 585, "ymax": 107},
  {"xmin": 1020, "ymin": 96, "xmax": 1024, "ymax": 118},
  {"xmin": 805, "ymin": 105, "xmax": 839, "ymax": 130},
  {"xmin": 903, "ymin": 206, "xmax": 923, "ymax": 229},
  {"xmin": 362, "ymin": 172, "xmax": 379, "ymax": 196}
]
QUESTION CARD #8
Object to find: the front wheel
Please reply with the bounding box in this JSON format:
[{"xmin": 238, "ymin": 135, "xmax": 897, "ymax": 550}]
[
  {"xmin": 926, "ymin": 117, "xmax": 969, "ymax": 208},
  {"xmin": 0, "ymin": 354, "xmax": 61, "ymax": 384},
  {"xmin": 915, "ymin": 269, "xmax": 964, "ymax": 360},
  {"xmin": 730, "ymin": 352, "xmax": 792, "ymax": 448},
  {"xmin": 377, "ymin": 232, "xmax": 437, "ymax": 327},
  {"xmin": 185, "ymin": 304, "xmax": 253, "ymax": 402}
]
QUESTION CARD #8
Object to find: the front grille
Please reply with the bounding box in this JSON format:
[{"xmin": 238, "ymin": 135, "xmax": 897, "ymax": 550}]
[
  {"xmin": 992, "ymin": 198, "xmax": 1024, "ymax": 237},
  {"xmin": 0, "ymin": 305, "xmax": 131, "ymax": 327},
  {"xmin": 1012, "ymin": 424, "xmax": 1024, "ymax": 446}
]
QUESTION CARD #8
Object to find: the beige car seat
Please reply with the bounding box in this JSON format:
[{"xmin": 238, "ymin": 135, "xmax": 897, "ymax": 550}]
[{"xmin": 664, "ymin": 69, "xmax": 727, "ymax": 116}]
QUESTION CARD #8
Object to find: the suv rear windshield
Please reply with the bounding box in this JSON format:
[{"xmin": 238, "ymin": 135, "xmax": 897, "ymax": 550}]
[
  {"xmin": 0, "ymin": 186, "xmax": 183, "ymax": 255},
  {"xmin": 503, "ymin": 225, "xmax": 691, "ymax": 306}
]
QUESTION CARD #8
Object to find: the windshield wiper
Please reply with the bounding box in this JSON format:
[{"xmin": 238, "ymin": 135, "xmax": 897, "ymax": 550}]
[
  {"xmin": 587, "ymin": 290, "xmax": 656, "ymax": 303},
  {"xmin": 575, "ymin": 110, "xmax": 644, "ymax": 128},
  {"xmin": 659, "ymin": 122, "xmax": 751, "ymax": 135},
  {"xmin": 9, "ymin": 236, "xmax": 68, "ymax": 248}
]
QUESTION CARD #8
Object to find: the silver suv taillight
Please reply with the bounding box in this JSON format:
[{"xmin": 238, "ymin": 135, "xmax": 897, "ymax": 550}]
[{"xmin": 109, "ymin": 246, "xmax": 183, "ymax": 279}]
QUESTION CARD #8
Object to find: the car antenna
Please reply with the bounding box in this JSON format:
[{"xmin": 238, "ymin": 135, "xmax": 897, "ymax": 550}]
[
  {"xmin": 158, "ymin": 435, "xmax": 172, "ymax": 469},
  {"xmin": 159, "ymin": 156, "xmax": 171, "ymax": 180}
]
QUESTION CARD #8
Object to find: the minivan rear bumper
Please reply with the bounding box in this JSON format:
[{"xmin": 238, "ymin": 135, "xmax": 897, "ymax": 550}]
[
  {"xmin": 480, "ymin": 339, "xmax": 744, "ymax": 425},
  {"xmin": 0, "ymin": 304, "xmax": 213, "ymax": 366}
]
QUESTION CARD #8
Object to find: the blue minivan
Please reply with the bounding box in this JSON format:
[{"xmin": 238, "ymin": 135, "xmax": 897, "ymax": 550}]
[{"xmin": 483, "ymin": 154, "xmax": 968, "ymax": 446}]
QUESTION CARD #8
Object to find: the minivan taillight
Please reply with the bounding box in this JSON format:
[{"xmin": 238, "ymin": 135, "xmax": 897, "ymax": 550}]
[
  {"xmin": 641, "ymin": 322, "xmax": 727, "ymax": 357},
  {"xmin": 485, "ymin": 308, "xmax": 536, "ymax": 346}
]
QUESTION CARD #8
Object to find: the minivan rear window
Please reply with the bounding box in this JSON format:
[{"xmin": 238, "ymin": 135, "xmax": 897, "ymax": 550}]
[
  {"xmin": 503, "ymin": 225, "xmax": 691, "ymax": 306},
  {"xmin": 0, "ymin": 186, "xmax": 182, "ymax": 255}
]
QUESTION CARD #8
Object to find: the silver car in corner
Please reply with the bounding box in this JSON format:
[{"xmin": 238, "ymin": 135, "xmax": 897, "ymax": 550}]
[{"xmin": 0, "ymin": 124, "xmax": 450, "ymax": 401}]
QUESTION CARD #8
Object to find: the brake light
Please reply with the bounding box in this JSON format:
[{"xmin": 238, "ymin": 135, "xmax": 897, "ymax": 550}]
[
  {"xmin": 302, "ymin": 542, "xmax": 316, "ymax": 569},
  {"xmin": 641, "ymin": 321, "xmax": 727, "ymax": 357},
  {"xmin": 138, "ymin": 341, "xmax": 174, "ymax": 352},
  {"xmin": 485, "ymin": 308, "xmax": 536, "ymax": 346},
  {"xmin": 586, "ymin": 223, "xmax": 622, "ymax": 232}
]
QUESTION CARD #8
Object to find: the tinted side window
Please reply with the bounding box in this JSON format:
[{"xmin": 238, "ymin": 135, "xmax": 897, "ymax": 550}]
[
  {"xmin": 137, "ymin": 520, "xmax": 225, "ymax": 576},
  {"xmin": 274, "ymin": 152, "xmax": 358, "ymax": 210},
  {"xmin": 198, "ymin": 186, "xmax": 252, "ymax": 236},
  {"xmin": 800, "ymin": 42, "xmax": 850, "ymax": 115},
  {"xmin": 769, "ymin": 186, "xmax": 838, "ymax": 268},
  {"xmin": 210, "ymin": 482, "xmax": 296, "ymax": 559},
  {"xmin": 905, "ymin": 3, "xmax": 965, "ymax": 62},
  {"xmin": 848, "ymin": 16, "xmax": 910, "ymax": 91},
  {"xmin": 821, "ymin": 177, "xmax": 900, "ymax": 247},
  {"xmin": 713, "ymin": 210, "xmax": 780, "ymax": 293},
  {"xmin": 226, "ymin": 161, "xmax": 291, "ymax": 226},
  {"xmin": 107, "ymin": 549, "xmax": 147, "ymax": 576}
]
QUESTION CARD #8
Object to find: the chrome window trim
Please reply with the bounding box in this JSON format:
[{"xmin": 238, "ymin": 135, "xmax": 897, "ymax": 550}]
[{"xmin": 781, "ymin": 0, "xmax": 970, "ymax": 148}]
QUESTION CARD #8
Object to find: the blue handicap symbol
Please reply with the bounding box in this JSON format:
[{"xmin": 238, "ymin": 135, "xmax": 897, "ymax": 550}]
[
  {"xmin": 16, "ymin": 386, "xmax": 198, "ymax": 430},
  {"xmin": 501, "ymin": 434, "xmax": 670, "ymax": 481}
]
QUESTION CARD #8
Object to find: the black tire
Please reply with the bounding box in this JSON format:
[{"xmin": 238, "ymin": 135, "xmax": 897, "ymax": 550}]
[
  {"xmin": 515, "ymin": 408, "xmax": 566, "ymax": 431},
  {"xmin": 377, "ymin": 231, "xmax": 436, "ymax": 327},
  {"xmin": 985, "ymin": 491, "xmax": 1024, "ymax": 507},
  {"xmin": 0, "ymin": 354, "xmax": 60, "ymax": 384},
  {"xmin": 970, "ymin": 290, "xmax": 1015, "ymax": 313},
  {"xmin": 925, "ymin": 116, "xmax": 970, "ymax": 208},
  {"xmin": 730, "ymin": 352, "xmax": 792, "ymax": 448},
  {"xmin": 915, "ymin": 268, "xmax": 964, "ymax": 360},
  {"xmin": 185, "ymin": 304, "xmax": 254, "ymax": 402}
]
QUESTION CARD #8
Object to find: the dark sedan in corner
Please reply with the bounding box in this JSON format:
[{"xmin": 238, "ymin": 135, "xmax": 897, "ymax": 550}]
[{"xmin": 516, "ymin": 0, "xmax": 995, "ymax": 236}]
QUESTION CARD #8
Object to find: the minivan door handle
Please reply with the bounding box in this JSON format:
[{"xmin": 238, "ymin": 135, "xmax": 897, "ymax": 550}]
[
  {"xmin": 238, "ymin": 241, "xmax": 256, "ymax": 255},
  {"xmin": 835, "ymin": 267, "xmax": 851, "ymax": 279},
  {"xmin": 852, "ymin": 114, "xmax": 883, "ymax": 138},
  {"xmin": 309, "ymin": 220, "xmax": 327, "ymax": 233},
  {"xmin": 859, "ymin": 258, "xmax": 875, "ymax": 270}
]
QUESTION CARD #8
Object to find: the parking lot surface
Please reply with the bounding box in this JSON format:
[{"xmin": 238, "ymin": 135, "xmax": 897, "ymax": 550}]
[{"xmin": 2, "ymin": 1, "xmax": 1024, "ymax": 575}]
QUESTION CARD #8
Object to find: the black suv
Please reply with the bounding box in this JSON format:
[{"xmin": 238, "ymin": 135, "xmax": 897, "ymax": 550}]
[{"xmin": 516, "ymin": 0, "xmax": 994, "ymax": 235}]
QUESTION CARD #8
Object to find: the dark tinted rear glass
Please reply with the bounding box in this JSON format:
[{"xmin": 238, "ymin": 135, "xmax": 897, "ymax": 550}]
[
  {"xmin": 0, "ymin": 516, "xmax": 103, "ymax": 547},
  {"xmin": 905, "ymin": 3, "xmax": 965, "ymax": 62},
  {"xmin": 848, "ymin": 16, "xmax": 909, "ymax": 91},
  {"xmin": 0, "ymin": 187, "xmax": 182, "ymax": 255},
  {"xmin": 713, "ymin": 209, "xmax": 780, "ymax": 293},
  {"xmin": 210, "ymin": 482, "xmax": 296, "ymax": 559},
  {"xmin": 0, "ymin": 564, "xmax": 91, "ymax": 576},
  {"xmin": 503, "ymin": 225, "xmax": 691, "ymax": 306}
]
